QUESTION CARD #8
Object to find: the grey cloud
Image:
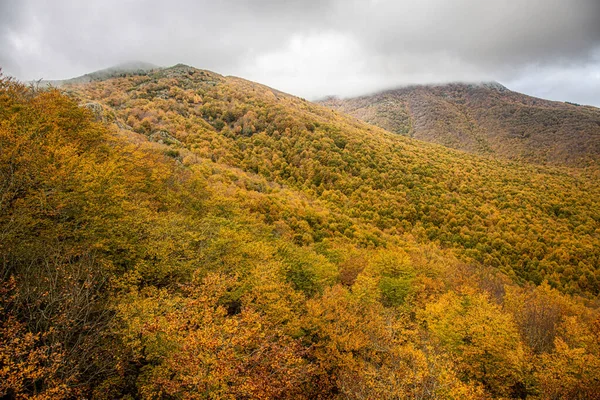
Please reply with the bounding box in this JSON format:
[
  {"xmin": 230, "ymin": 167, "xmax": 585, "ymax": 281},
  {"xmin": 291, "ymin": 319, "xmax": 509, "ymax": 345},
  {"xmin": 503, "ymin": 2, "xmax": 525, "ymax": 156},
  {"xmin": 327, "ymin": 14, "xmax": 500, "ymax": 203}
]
[
  {"xmin": 340, "ymin": 0, "xmax": 600, "ymax": 67},
  {"xmin": 0, "ymin": 0, "xmax": 27, "ymax": 75},
  {"xmin": 1, "ymin": 0, "xmax": 599, "ymax": 105},
  {"xmin": 0, "ymin": 0, "xmax": 336, "ymax": 78}
]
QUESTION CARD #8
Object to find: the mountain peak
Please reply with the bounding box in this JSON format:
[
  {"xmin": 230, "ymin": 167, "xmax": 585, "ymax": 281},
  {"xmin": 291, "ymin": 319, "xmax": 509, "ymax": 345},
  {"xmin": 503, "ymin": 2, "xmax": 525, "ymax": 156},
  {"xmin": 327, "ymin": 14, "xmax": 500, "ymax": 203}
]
[
  {"xmin": 156, "ymin": 64, "xmax": 224, "ymax": 82},
  {"xmin": 106, "ymin": 61, "xmax": 158, "ymax": 71},
  {"xmin": 421, "ymin": 81, "xmax": 509, "ymax": 92},
  {"xmin": 79, "ymin": 61, "xmax": 159, "ymax": 81},
  {"xmin": 479, "ymin": 81, "xmax": 508, "ymax": 92},
  {"xmin": 36, "ymin": 61, "xmax": 158, "ymax": 87}
]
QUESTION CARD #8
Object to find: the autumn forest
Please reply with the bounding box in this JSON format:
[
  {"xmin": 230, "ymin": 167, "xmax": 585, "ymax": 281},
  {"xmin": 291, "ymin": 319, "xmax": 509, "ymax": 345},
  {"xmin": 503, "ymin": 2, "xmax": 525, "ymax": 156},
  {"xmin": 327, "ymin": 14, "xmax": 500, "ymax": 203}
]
[{"xmin": 1, "ymin": 64, "xmax": 599, "ymax": 399}]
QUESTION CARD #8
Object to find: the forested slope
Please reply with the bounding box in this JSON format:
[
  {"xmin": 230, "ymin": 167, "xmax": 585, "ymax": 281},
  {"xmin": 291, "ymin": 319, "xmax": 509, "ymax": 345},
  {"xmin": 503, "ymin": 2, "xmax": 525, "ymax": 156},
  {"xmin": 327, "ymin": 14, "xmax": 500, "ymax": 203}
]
[
  {"xmin": 319, "ymin": 83, "xmax": 600, "ymax": 167},
  {"xmin": 1, "ymin": 68, "xmax": 599, "ymax": 399},
  {"xmin": 66, "ymin": 65, "xmax": 600, "ymax": 296}
]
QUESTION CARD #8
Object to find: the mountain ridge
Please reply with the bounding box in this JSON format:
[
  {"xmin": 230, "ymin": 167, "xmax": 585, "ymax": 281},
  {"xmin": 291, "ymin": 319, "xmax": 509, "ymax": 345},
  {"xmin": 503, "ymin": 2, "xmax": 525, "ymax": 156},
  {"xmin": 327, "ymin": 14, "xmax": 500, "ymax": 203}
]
[
  {"xmin": 318, "ymin": 81, "xmax": 600, "ymax": 167},
  {"xmin": 35, "ymin": 61, "xmax": 159, "ymax": 87}
]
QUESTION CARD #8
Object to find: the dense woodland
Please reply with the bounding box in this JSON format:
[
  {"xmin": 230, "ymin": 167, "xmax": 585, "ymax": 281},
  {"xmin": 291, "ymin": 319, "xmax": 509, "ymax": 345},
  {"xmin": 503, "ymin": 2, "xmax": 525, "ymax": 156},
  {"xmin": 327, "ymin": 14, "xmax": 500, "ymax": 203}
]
[
  {"xmin": 1, "ymin": 66, "xmax": 599, "ymax": 399},
  {"xmin": 319, "ymin": 83, "xmax": 600, "ymax": 167}
]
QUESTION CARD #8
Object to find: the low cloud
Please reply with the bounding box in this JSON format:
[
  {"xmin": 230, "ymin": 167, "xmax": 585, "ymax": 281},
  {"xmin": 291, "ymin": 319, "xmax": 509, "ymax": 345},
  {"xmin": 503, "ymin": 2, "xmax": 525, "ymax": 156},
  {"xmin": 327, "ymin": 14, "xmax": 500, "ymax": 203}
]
[{"xmin": 1, "ymin": 0, "xmax": 599, "ymax": 104}]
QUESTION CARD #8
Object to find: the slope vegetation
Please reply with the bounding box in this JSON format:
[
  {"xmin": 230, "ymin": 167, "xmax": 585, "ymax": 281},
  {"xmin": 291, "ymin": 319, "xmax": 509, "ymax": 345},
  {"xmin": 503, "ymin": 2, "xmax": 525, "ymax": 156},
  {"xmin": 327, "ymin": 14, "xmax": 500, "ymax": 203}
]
[
  {"xmin": 65, "ymin": 66, "xmax": 600, "ymax": 295},
  {"xmin": 319, "ymin": 83, "xmax": 600, "ymax": 167},
  {"xmin": 1, "ymin": 68, "xmax": 599, "ymax": 399}
]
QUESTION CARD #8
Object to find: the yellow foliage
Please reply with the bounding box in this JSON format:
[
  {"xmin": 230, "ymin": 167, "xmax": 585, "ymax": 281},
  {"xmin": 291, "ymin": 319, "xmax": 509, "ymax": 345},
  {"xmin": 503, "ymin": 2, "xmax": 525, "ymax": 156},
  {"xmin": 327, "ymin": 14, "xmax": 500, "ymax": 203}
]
[{"xmin": 2, "ymin": 70, "xmax": 599, "ymax": 398}]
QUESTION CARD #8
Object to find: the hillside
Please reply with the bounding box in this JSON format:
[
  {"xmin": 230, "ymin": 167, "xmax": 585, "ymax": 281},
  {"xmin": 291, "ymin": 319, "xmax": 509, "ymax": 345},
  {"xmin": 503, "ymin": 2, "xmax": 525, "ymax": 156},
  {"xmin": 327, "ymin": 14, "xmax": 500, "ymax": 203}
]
[
  {"xmin": 62, "ymin": 65, "xmax": 600, "ymax": 296},
  {"xmin": 318, "ymin": 82, "xmax": 600, "ymax": 167},
  {"xmin": 1, "ymin": 67, "xmax": 600, "ymax": 399},
  {"xmin": 36, "ymin": 61, "xmax": 158, "ymax": 87}
]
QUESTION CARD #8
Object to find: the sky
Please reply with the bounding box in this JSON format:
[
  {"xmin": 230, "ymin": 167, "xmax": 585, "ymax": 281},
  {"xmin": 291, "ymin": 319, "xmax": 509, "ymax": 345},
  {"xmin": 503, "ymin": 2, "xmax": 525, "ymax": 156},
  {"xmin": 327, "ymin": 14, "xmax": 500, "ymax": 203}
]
[{"xmin": 1, "ymin": 0, "xmax": 599, "ymax": 105}]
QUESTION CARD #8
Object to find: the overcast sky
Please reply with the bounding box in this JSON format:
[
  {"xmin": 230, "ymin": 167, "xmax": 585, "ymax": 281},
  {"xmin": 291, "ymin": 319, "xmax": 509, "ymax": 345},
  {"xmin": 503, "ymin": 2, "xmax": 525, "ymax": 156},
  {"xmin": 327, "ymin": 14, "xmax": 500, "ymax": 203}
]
[{"xmin": 1, "ymin": 0, "xmax": 599, "ymax": 105}]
